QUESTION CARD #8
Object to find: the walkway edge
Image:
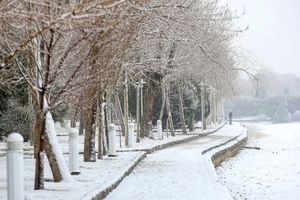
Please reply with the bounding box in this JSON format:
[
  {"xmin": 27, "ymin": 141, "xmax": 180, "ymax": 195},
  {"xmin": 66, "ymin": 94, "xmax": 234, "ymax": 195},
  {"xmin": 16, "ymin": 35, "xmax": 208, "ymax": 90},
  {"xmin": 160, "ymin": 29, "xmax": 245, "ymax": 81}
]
[
  {"xmin": 81, "ymin": 151, "xmax": 147, "ymax": 200},
  {"xmin": 86, "ymin": 124, "xmax": 226, "ymax": 200},
  {"xmin": 117, "ymin": 124, "xmax": 226, "ymax": 154},
  {"xmin": 201, "ymin": 127, "xmax": 248, "ymax": 200}
]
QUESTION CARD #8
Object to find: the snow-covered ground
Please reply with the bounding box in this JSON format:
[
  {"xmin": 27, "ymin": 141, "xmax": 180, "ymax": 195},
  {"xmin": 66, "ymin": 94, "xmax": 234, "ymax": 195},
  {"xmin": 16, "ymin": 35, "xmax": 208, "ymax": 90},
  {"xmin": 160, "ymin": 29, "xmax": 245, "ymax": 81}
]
[
  {"xmin": 0, "ymin": 122, "xmax": 225, "ymax": 200},
  {"xmin": 105, "ymin": 124, "xmax": 246, "ymax": 200},
  {"xmin": 217, "ymin": 122, "xmax": 300, "ymax": 200}
]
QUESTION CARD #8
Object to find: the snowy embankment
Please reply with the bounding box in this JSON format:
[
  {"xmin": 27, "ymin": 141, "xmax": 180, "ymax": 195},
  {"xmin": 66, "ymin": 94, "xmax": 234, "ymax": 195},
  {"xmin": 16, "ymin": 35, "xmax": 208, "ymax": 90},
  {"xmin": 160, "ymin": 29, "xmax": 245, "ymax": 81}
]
[
  {"xmin": 217, "ymin": 122, "xmax": 300, "ymax": 200},
  {"xmin": 0, "ymin": 123, "xmax": 225, "ymax": 200}
]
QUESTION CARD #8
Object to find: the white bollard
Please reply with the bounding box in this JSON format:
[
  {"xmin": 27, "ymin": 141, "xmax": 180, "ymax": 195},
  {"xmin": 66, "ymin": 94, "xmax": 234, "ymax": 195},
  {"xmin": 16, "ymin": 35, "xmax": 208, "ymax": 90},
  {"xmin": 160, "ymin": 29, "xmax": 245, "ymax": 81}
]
[
  {"xmin": 7, "ymin": 133, "xmax": 24, "ymax": 200},
  {"xmin": 128, "ymin": 123, "xmax": 135, "ymax": 148},
  {"xmin": 157, "ymin": 120, "xmax": 163, "ymax": 140},
  {"xmin": 108, "ymin": 123, "xmax": 117, "ymax": 157},
  {"xmin": 69, "ymin": 128, "xmax": 80, "ymax": 175}
]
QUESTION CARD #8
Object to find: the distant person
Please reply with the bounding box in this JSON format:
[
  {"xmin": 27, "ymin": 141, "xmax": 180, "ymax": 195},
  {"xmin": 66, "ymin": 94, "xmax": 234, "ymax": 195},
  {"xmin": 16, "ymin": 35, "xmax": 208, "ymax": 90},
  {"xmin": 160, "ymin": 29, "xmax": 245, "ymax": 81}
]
[{"xmin": 229, "ymin": 112, "xmax": 233, "ymax": 125}]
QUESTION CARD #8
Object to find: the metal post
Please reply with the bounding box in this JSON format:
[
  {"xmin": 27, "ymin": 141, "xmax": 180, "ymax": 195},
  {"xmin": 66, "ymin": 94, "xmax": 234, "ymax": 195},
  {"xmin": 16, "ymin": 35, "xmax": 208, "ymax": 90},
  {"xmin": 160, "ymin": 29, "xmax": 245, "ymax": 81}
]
[
  {"xmin": 108, "ymin": 123, "xmax": 117, "ymax": 157},
  {"xmin": 69, "ymin": 128, "xmax": 80, "ymax": 175},
  {"xmin": 128, "ymin": 123, "xmax": 135, "ymax": 148},
  {"xmin": 7, "ymin": 133, "xmax": 24, "ymax": 200}
]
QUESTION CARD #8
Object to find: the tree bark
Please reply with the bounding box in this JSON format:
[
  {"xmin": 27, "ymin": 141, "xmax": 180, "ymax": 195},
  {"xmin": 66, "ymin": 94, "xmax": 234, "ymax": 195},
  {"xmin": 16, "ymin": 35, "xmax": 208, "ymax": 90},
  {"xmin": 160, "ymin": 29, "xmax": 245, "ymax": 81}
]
[
  {"xmin": 34, "ymin": 109, "xmax": 45, "ymax": 190},
  {"xmin": 165, "ymin": 85, "xmax": 175, "ymax": 136},
  {"xmin": 115, "ymin": 92, "xmax": 125, "ymax": 137},
  {"xmin": 178, "ymin": 84, "xmax": 187, "ymax": 134},
  {"xmin": 188, "ymin": 112, "xmax": 195, "ymax": 132},
  {"xmin": 104, "ymin": 97, "xmax": 109, "ymax": 154},
  {"xmin": 136, "ymin": 87, "xmax": 141, "ymax": 143},
  {"xmin": 124, "ymin": 75, "xmax": 129, "ymax": 146},
  {"xmin": 159, "ymin": 85, "xmax": 166, "ymax": 121},
  {"xmin": 141, "ymin": 73, "xmax": 161, "ymax": 137},
  {"xmin": 97, "ymin": 89, "xmax": 105, "ymax": 159},
  {"xmin": 79, "ymin": 109, "xmax": 84, "ymax": 135},
  {"xmin": 34, "ymin": 96, "xmax": 73, "ymax": 189},
  {"xmin": 84, "ymin": 99, "xmax": 97, "ymax": 162}
]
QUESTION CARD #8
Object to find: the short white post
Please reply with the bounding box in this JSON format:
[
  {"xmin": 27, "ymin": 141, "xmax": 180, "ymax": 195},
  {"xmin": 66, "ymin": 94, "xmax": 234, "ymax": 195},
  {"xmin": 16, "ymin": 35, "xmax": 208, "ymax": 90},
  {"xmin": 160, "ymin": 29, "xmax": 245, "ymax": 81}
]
[
  {"xmin": 157, "ymin": 120, "xmax": 163, "ymax": 140},
  {"xmin": 108, "ymin": 123, "xmax": 117, "ymax": 157},
  {"xmin": 69, "ymin": 128, "xmax": 80, "ymax": 175},
  {"xmin": 7, "ymin": 133, "xmax": 24, "ymax": 200},
  {"xmin": 128, "ymin": 123, "xmax": 135, "ymax": 148}
]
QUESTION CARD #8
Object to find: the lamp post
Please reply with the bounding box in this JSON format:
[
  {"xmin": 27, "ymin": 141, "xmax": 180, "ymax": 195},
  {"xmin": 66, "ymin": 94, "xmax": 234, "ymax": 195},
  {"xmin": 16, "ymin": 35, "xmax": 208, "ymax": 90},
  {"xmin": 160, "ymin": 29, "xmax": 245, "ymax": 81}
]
[
  {"xmin": 200, "ymin": 82, "xmax": 205, "ymax": 130},
  {"xmin": 136, "ymin": 79, "xmax": 146, "ymax": 143}
]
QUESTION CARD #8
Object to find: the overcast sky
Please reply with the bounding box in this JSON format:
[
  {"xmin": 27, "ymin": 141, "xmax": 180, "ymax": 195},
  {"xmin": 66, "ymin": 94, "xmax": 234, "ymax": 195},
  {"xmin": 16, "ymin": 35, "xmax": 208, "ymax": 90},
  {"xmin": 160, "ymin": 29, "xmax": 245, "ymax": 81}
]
[{"xmin": 224, "ymin": 0, "xmax": 300, "ymax": 76}]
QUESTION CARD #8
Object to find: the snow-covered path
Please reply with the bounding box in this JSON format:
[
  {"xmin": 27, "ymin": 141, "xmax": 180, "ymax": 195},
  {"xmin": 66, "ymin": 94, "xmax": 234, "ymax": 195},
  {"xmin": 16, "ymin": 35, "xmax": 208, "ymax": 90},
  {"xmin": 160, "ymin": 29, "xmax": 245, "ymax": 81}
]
[
  {"xmin": 217, "ymin": 122, "xmax": 300, "ymax": 200},
  {"xmin": 105, "ymin": 125, "xmax": 245, "ymax": 200}
]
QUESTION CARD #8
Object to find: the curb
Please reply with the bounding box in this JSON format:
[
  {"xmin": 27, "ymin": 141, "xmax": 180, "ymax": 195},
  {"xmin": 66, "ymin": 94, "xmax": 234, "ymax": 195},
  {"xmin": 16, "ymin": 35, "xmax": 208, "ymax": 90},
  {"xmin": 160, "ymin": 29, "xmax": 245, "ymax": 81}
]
[
  {"xmin": 117, "ymin": 124, "xmax": 226, "ymax": 154},
  {"xmin": 210, "ymin": 135, "xmax": 247, "ymax": 168},
  {"xmin": 81, "ymin": 151, "xmax": 147, "ymax": 200},
  {"xmin": 201, "ymin": 131, "xmax": 248, "ymax": 165},
  {"xmin": 86, "ymin": 124, "xmax": 226, "ymax": 200}
]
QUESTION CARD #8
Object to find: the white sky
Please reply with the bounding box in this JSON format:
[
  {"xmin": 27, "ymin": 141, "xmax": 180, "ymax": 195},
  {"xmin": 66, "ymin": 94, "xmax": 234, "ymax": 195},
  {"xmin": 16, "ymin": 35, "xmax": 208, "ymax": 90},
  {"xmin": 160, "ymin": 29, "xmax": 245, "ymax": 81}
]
[{"xmin": 224, "ymin": 0, "xmax": 300, "ymax": 76}]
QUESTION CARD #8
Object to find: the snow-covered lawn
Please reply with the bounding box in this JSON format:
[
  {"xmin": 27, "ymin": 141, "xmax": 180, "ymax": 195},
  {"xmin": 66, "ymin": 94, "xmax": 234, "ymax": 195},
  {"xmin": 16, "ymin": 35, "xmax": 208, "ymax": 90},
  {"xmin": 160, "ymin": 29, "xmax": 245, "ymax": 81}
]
[{"xmin": 217, "ymin": 122, "xmax": 300, "ymax": 200}]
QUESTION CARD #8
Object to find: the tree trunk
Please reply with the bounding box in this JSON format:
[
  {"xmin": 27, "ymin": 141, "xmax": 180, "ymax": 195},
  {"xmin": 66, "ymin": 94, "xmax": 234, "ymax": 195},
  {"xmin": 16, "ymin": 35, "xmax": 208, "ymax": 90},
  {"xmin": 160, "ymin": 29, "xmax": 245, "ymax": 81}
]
[
  {"xmin": 70, "ymin": 105, "xmax": 79, "ymax": 128},
  {"xmin": 79, "ymin": 109, "xmax": 84, "ymax": 135},
  {"xmin": 178, "ymin": 84, "xmax": 187, "ymax": 134},
  {"xmin": 84, "ymin": 99, "xmax": 97, "ymax": 162},
  {"xmin": 97, "ymin": 89, "xmax": 105, "ymax": 159},
  {"xmin": 188, "ymin": 112, "xmax": 195, "ymax": 131},
  {"xmin": 159, "ymin": 85, "xmax": 166, "ymax": 121},
  {"xmin": 44, "ymin": 111, "xmax": 73, "ymax": 182},
  {"xmin": 165, "ymin": 86, "xmax": 175, "ymax": 136},
  {"xmin": 115, "ymin": 92, "xmax": 125, "ymax": 137},
  {"xmin": 136, "ymin": 87, "xmax": 141, "ymax": 143},
  {"xmin": 124, "ymin": 77, "xmax": 129, "ymax": 146},
  {"xmin": 34, "ymin": 110, "xmax": 45, "ymax": 190},
  {"xmin": 141, "ymin": 74, "xmax": 161, "ymax": 137},
  {"xmin": 104, "ymin": 98, "xmax": 109, "ymax": 154},
  {"xmin": 34, "ymin": 102, "xmax": 73, "ymax": 189}
]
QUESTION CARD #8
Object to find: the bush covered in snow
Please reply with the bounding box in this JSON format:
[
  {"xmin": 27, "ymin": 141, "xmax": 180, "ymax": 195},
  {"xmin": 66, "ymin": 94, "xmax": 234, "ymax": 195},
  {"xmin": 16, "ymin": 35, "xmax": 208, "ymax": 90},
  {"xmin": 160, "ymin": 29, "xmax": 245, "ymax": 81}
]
[
  {"xmin": 253, "ymin": 114, "xmax": 269, "ymax": 122},
  {"xmin": 292, "ymin": 111, "xmax": 300, "ymax": 121},
  {"xmin": 227, "ymin": 95, "xmax": 300, "ymax": 119},
  {"xmin": 229, "ymin": 96, "xmax": 262, "ymax": 117},
  {"xmin": 272, "ymin": 103, "xmax": 292, "ymax": 123}
]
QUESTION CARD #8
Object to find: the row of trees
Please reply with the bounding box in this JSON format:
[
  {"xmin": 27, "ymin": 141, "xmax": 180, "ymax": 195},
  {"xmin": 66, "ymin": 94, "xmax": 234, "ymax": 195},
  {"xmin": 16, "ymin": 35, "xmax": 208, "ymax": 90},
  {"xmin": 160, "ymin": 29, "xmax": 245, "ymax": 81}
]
[{"xmin": 0, "ymin": 0, "xmax": 244, "ymax": 190}]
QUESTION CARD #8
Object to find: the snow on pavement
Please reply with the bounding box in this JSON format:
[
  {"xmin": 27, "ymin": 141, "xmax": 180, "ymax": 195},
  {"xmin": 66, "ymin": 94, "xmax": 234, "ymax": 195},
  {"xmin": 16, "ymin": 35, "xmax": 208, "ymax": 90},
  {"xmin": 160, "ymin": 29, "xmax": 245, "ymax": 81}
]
[
  {"xmin": 0, "ymin": 123, "xmax": 244, "ymax": 200},
  {"xmin": 0, "ymin": 151, "xmax": 144, "ymax": 200},
  {"xmin": 217, "ymin": 122, "xmax": 300, "ymax": 200},
  {"xmin": 105, "ymin": 124, "xmax": 245, "ymax": 200}
]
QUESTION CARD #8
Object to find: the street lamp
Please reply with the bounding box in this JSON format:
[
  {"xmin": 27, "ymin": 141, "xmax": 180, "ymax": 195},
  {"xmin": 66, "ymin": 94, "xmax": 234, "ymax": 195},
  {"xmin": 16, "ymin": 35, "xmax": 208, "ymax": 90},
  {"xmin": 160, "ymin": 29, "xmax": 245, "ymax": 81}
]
[{"xmin": 135, "ymin": 79, "xmax": 146, "ymax": 142}]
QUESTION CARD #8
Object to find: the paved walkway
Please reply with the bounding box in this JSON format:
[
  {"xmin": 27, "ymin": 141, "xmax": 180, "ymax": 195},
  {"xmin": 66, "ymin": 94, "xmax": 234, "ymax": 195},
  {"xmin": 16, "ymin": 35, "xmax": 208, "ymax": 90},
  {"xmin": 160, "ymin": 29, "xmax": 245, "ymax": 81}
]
[{"xmin": 105, "ymin": 124, "xmax": 246, "ymax": 200}]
